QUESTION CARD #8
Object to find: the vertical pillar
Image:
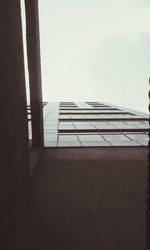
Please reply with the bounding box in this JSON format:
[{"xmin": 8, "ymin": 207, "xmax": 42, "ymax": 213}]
[
  {"xmin": 0, "ymin": 0, "xmax": 30, "ymax": 248},
  {"xmin": 25, "ymin": 0, "xmax": 44, "ymax": 148},
  {"xmin": 146, "ymin": 78, "xmax": 150, "ymax": 249}
]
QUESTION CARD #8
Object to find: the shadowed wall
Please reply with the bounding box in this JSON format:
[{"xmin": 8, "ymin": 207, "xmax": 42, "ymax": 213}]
[{"xmin": 0, "ymin": 1, "xmax": 30, "ymax": 249}]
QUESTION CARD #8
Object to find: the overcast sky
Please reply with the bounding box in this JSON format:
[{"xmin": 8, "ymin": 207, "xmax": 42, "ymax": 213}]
[{"xmin": 22, "ymin": 0, "xmax": 150, "ymax": 113}]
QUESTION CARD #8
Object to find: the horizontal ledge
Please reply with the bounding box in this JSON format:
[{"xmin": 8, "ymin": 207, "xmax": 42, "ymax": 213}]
[
  {"xmin": 59, "ymin": 118, "xmax": 148, "ymax": 122},
  {"xmin": 59, "ymin": 112, "xmax": 133, "ymax": 115},
  {"xmin": 59, "ymin": 128, "xmax": 149, "ymax": 133}
]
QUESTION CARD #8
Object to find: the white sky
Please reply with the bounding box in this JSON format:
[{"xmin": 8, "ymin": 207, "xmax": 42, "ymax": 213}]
[{"xmin": 22, "ymin": 0, "xmax": 150, "ymax": 113}]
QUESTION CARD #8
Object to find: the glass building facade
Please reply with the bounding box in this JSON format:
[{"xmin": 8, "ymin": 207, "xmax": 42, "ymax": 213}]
[{"xmin": 28, "ymin": 102, "xmax": 149, "ymax": 147}]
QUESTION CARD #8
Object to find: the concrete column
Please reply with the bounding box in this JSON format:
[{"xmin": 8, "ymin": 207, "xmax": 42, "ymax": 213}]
[
  {"xmin": 0, "ymin": 0, "xmax": 30, "ymax": 249},
  {"xmin": 25, "ymin": 0, "xmax": 44, "ymax": 148},
  {"xmin": 146, "ymin": 78, "xmax": 150, "ymax": 248}
]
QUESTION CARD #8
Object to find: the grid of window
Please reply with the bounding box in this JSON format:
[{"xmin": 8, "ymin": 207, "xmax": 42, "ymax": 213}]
[{"xmin": 43, "ymin": 102, "xmax": 149, "ymax": 147}]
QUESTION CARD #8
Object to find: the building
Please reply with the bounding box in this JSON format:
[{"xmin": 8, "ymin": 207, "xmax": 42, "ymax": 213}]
[
  {"xmin": 0, "ymin": 1, "xmax": 149, "ymax": 250},
  {"xmin": 28, "ymin": 101, "xmax": 149, "ymax": 148},
  {"xmin": 23, "ymin": 101, "xmax": 149, "ymax": 250}
]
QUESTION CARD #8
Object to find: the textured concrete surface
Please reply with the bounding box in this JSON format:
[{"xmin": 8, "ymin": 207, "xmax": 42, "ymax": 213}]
[{"xmin": 14, "ymin": 148, "xmax": 148, "ymax": 250}]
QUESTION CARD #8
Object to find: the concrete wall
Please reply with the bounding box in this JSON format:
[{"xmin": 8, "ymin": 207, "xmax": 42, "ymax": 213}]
[{"xmin": 0, "ymin": 1, "xmax": 30, "ymax": 249}]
